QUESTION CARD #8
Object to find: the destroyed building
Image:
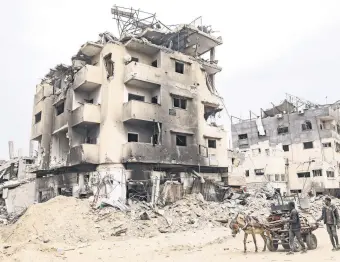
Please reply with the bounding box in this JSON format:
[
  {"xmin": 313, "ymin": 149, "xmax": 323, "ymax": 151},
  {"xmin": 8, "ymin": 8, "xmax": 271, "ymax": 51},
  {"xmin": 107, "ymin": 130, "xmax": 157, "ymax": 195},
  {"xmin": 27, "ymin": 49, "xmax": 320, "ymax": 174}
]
[
  {"xmin": 29, "ymin": 6, "xmax": 230, "ymax": 203},
  {"xmin": 231, "ymin": 94, "xmax": 340, "ymax": 196}
]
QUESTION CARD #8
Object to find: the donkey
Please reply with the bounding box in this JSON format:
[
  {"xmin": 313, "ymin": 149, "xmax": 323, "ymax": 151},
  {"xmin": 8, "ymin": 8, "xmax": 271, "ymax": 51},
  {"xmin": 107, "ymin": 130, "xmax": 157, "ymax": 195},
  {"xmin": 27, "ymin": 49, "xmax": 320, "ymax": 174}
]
[{"xmin": 229, "ymin": 212, "xmax": 272, "ymax": 253}]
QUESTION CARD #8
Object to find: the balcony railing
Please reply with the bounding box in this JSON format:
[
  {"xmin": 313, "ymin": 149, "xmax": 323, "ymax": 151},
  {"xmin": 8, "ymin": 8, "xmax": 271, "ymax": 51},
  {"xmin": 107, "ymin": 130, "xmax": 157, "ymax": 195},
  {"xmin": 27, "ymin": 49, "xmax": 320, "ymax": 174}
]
[
  {"xmin": 123, "ymin": 100, "xmax": 161, "ymax": 123},
  {"xmin": 69, "ymin": 144, "xmax": 99, "ymax": 166},
  {"xmin": 71, "ymin": 104, "xmax": 100, "ymax": 127},
  {"xmin": 73, "ymin": 65, "xmax": 102, "ymax": 92},
  {"xmin": 124, "ymin": 62, "xmax": 162, "ymax": 88}
]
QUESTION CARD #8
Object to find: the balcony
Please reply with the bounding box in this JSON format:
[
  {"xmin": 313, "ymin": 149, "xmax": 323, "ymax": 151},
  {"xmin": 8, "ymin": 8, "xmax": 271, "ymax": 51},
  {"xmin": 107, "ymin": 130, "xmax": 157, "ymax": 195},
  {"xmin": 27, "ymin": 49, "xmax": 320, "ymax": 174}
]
[
  {"xmin": 124, "ymin": 62, "xmax": 162, "ymax": 88},
  {"xmin": 31, "ymin": 122, "xmax": 42, "ymax": 140},
  {"xmin": 71, "ymin": 104, "xmax": 100, "ymax": 127},
  {"xmin": 123, "ymin": 100, "xmax": 161, "ymax": 123},
  {"xmin": 203, "ymin": 124, "xmax": 226, "ymax": 140},
  {"xmin": 122, "ymin": 143, "xmax": 199, "ymax": 165},
  {"xmin": 69, "ymin": 144, "xmax": 99, "ymax": 166},
  {"xmin": 73, "ymin": 65, "xmax": 102, "ymax": 92}
]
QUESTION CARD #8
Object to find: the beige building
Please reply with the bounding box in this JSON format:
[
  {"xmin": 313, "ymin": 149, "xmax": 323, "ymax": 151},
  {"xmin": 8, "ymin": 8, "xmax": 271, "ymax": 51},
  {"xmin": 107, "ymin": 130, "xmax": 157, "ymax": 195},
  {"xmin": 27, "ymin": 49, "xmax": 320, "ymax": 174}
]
[
  {"xmin": 231, "ymin": 95, "xmax": 340, "ymax": 196},
  {"xmin": 30, "ymin": 8, "xmax": 230, "ymax": 202}
]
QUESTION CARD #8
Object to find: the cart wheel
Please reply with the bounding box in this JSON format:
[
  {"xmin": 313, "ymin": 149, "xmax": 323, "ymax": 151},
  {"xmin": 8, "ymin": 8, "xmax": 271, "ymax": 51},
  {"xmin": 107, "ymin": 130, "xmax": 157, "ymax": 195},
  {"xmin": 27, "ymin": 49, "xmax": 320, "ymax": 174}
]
[
  {"xmin": 282, "ymin": 243, "xmax": 290, "ymax": 250},
  {"xmin": 267, "ymin": 239, "xmax": 279, "ymax": 252},
  {"xmin": 306, "ymin": 233, "xmax": 317, "ymax": 250}
]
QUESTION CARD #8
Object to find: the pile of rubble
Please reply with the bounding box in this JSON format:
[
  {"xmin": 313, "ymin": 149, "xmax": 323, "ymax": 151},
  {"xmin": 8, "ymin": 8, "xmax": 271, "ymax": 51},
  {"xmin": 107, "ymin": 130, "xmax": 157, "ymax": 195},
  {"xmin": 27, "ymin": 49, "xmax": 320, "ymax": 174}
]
[
  {"xmin": 0, "ymin": 191, "xmax": 273, "ymax": 245},
  {"xmin": 309, "ymin": 195, "xmax": 340, "ymax": 218}
]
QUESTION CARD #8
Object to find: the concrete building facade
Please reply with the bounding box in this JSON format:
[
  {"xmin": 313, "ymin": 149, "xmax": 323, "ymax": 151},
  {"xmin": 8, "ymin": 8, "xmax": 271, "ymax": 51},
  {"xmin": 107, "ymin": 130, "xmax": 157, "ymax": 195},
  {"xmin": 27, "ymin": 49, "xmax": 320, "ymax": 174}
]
[
  {"xmin": 231, "ymin": 97, "xmax": 340, "ymax": 196},
  {"xmin": 30, "ymin": 10, "xmax": 230, "ymax": 202}
]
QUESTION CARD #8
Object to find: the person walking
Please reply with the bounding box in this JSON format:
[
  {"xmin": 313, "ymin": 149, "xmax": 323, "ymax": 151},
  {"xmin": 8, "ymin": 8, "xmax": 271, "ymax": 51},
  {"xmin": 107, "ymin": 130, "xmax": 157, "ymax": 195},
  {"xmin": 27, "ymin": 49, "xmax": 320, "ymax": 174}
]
[
  {"xmin": 317, "ymin": 197, "xmax": 340, "ymax": 251},
  {"xmin": 286, "ymin": 201, "xmax": 307, "ymax": 255}
]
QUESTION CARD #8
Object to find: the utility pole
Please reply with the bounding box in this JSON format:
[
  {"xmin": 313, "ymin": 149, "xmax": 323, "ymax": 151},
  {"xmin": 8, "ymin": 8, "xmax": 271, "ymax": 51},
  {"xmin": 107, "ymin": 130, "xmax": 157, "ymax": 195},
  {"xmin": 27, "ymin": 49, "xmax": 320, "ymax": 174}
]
[{"xmin": 285, "ymin": 158, "xmax": 290, "ymax": 194}]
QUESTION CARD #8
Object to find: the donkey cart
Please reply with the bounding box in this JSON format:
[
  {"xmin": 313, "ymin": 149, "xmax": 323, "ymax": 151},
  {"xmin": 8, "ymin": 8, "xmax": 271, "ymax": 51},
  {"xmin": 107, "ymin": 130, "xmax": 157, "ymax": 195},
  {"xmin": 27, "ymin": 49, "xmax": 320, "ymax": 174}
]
[{"xmin": 266, "ymin": 217, "xmax": 318, "ymax": 252}]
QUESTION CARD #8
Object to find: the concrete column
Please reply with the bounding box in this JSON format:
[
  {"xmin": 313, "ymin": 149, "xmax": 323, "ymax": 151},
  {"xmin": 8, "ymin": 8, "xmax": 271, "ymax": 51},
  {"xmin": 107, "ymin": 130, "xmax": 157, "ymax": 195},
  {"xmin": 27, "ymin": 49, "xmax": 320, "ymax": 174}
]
[
  {"xmin": 209, "ymin": 48, "xmax": 216, "ymax": 88},
  {"xmin": 78, "ymin": 173, "xmax": 85, "ymax": 193}
]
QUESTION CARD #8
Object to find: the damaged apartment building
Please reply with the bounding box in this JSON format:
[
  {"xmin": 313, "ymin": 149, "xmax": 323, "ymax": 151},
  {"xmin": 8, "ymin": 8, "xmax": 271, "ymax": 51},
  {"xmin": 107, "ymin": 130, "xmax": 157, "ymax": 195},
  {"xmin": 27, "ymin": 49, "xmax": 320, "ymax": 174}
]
[
  {"xmin": 231, "ymin": 94, "xmax": 340, "ymax": 197},
  {"xmin": 30, "ymin": 6, "xmax": 230, "ymax": 203}
]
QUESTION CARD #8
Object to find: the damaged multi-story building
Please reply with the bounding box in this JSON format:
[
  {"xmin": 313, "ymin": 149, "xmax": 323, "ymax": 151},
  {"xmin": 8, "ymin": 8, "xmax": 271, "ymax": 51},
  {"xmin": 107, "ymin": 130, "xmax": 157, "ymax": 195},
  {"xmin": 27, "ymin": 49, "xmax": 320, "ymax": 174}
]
[
  {"xmin": 231, "ymin": 94, "xmax": 340, "ymax": 196},
  {"xmin": 30, "ymin": 6, "xmax": 230, "ymax": 203}
]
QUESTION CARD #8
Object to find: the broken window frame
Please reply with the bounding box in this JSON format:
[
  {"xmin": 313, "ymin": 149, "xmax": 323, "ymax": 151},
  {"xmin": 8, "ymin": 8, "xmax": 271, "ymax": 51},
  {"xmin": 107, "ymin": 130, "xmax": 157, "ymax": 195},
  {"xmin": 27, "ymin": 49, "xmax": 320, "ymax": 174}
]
[
  {"xmin": 176, "ymin": 135, "xmax": 187, "ymax": 146},
  {"xmin": 173, "ymin": 97, "xmax": 187, "ymax": 110},
  {"xmin": 254, "ymin": 169, "xmax": 264, "ymax": 176},
  {"xmin": 151, "ymin": 96, "xmax": 158, "ymax": 104},
  {"xmin": 302, "ymin": 120, "xmax": 312, "ymax": 131},
  {"xmin": 175, "ymin": 61, "xmax": 184, "ymax": 74},
  {"xmin": 238, "ymin": 134, "xmax": 248, "ymax": 140},
  {"xmin": 128, "ymin": 133, "xmax": 139, "ymax": 143},
  {"xmin": 303, "ymin": 141, "xmax": 314, "ymax": 149},
  {"xmin": 312, "ymin": 169, "xmax": 322, "ymax": 177},
  {"xmin": 128, "ymin": 93, "xmax": 145, "ymax": 102},
  {"xmin": 297, "ymin": 172, "xmax": 311, "ymax": 178},
  {"xmin": 322, "ymin": 142, "xmax": 332, "ymax": 148},
  {"xmin": 55, "ymin": 102, "xmax": 65, "ymax": 116},
  {"xmin": 277, "ymin": 126, "xmax": 289, "ymax": 134},
  {"xmin": 35, "ymin": 112, "xmax": 42, "ymax": 124},
  {"xmin": 104, "ymin": 53, "xmax": 114, "ymax": 79},
  {"xmin": 326, "ymin": 170, "xmax": 335, "ymax": 178},
  {"xmin": 208, "ymin": 139, "xmax": 216, "ymax": 149}
]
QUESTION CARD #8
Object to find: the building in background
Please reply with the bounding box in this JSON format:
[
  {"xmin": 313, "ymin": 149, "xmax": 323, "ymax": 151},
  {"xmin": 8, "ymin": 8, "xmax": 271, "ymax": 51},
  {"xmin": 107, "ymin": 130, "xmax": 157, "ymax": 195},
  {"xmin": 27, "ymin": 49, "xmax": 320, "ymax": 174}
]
[
  {"xmin": 231, "ymin": 94, "xmax": 340, "ymax": 196},
  {"xmin": 30, "ymin": 6, "xmax": 231, "ymax": 203}
]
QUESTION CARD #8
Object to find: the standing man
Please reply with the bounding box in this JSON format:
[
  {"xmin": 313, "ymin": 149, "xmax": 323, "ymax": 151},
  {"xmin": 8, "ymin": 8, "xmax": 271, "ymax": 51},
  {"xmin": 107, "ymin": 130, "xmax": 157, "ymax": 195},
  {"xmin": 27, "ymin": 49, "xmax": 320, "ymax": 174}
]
[
  {"xmin": 317, "ymin": 197, "xmax": 340, "ymax": 251},
  {"xmin": 286, "ymin": 201, "xmax": 307, "ymax": 255}
]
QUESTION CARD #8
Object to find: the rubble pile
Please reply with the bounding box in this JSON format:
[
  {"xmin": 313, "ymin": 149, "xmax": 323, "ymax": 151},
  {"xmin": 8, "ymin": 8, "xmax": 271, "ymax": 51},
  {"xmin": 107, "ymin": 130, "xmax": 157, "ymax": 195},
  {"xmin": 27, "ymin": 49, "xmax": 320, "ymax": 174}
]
[{"xmin": 309, "ymin": 195, "xmax": 340, "ymax": 218}]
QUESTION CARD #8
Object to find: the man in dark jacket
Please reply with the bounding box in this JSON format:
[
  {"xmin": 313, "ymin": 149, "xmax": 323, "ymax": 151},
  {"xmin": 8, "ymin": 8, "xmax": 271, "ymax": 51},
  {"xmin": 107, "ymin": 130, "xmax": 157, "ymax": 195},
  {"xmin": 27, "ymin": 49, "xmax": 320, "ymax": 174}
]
[
  {"xmin": 317, "ymin": 197, "xmax": 340, "ymax": 251},
  {"xmin": 286, "ymin": 201, "xmax": 307, "ymax": 255}
]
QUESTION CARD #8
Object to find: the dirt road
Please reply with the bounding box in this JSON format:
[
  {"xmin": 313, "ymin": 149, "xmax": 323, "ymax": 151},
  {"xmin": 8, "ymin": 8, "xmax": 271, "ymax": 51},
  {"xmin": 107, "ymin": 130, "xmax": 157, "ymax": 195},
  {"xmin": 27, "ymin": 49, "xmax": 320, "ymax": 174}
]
[{"xmin": 1, "ymin": 226, "xmax": 338, "ymax": 261}]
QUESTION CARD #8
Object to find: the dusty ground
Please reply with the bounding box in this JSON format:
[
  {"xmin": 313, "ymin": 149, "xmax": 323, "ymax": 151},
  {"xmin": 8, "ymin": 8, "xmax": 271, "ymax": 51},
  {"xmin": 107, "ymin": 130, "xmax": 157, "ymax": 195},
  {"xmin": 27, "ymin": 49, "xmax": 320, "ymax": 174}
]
[{"xmin": 1, "ymin": 225, "xmax": 338, "ymax": 261}]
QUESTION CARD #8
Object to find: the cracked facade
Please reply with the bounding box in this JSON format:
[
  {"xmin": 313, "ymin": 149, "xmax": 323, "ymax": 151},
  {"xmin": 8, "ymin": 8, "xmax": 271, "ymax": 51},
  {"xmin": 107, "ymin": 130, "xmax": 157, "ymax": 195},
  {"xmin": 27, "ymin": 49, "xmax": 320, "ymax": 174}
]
[
  {"xmin": 30, "ymin": 8, "xmax": 230, "ymax": 202},
  {"xmin": 231, "ymin": 96, "xmax": 340, "ymax": 196}
]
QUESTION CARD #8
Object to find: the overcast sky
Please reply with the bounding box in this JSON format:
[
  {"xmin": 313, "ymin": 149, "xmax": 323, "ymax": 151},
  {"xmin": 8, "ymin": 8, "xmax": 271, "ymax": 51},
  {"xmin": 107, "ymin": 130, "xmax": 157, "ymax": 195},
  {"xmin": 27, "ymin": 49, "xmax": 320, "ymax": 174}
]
[{"xmin": 1, "ymin": 0, "xmax": 340, "ymax": 159}]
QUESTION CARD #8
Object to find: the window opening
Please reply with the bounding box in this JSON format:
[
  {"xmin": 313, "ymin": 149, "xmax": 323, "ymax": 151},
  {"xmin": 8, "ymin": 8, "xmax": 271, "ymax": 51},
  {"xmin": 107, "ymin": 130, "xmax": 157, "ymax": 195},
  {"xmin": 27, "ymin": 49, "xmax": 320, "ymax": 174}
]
[
  {"xmin": 173, "ymin": 97, "xmax": 187, "ymax": 109},
  {"xmin": 104, "ymin": 53, "xmax": 114, "ymax": 79},
  {"xmin": 322, "ymin": 142, "xmax": 332, "ymax": 148},
  {"xmin": 84, "ymin": 99, "xmax": 94, "ymax": 104},
  {"xmin": 277, "ymin": 126, "xmax": 289, "ymax": 134},
  {"xmin": 297, "ymin": 172, "xmax": 310, "ymax": 178},
  {"xmin": 208, "ymin": 139, "xmax": 216, "ymax": 148},
  {"xmin": 302, "ymin": 120, "xmax": 312, "ymax": 131},
  {"xmin": 151, "ymin": 60, "xmax": 158, "ymax": 67},
  {"xmin": 131, "ymin": 57, "xmax": 139, "ymax": 62},
  {"xmin": 175, "ymin": 61, "xmax": 184, "ymax": 74},
  {"xmin": 55, "ymin": 102, "xmax": 64, "ymax": 116},
  {"xmin": 238, "ymin": 134, "xmax": 248, "ymax": 140},
  {"xmin": 151, "ymin": 96, "xmax": 158, "ymax": 104},
  {"xmin": 245, "ymin": 170, "xmax": 250, "ymax": 177},
  {"xmin": 282, "ymin": 145, "xmax": 289, "ymax": 152},
  {"xmin": 128, "ymin": 94, "xmax": 145, "ymax": 102},
  {"xmin": 176, "ymin": 135, "xmax": 187, "ymax": 146},
  {"xmin": 35, "ymin": 112, "xmax": 42, "ymax": 123},
  {"xmin": 303, "ymin": 142, "xmax": 313, "ymax": 149},
  {"xmin": 254, "ymin": 169, "xmax": 264, "ymax": 175},
  {"xmin": 128, "ymin": 133, "xmax": 138, "ymax": 142},
  {"xmin": 312, "ymin": 169, "xmax": 322, "ymax": 177}
]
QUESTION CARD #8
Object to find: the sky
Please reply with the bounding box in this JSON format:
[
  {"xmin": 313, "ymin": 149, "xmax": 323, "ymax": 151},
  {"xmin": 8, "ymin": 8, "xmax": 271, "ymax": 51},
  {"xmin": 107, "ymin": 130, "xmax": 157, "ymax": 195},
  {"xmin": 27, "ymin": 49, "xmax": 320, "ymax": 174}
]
[{"xmin": 1, "ymin": 0, "xmax": 340, "ymax": 159}]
